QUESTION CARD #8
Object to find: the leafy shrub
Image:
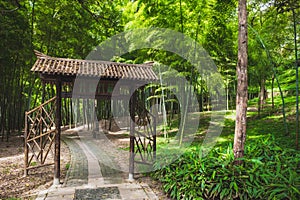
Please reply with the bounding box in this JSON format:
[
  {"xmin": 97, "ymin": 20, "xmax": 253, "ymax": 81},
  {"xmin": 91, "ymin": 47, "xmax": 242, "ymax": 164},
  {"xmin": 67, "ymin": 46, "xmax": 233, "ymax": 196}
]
[{"xmin": 152, "ymin": 135, "xmax": 300, "ymax": 200}]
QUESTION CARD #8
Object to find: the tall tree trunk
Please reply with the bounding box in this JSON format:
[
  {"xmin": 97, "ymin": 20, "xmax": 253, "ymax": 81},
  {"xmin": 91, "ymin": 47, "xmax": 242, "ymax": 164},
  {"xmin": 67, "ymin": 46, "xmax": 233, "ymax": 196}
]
[
  {"xmin": 271, "ymin": 74, "xmax": 275, "ymax": 109},
  {"xmin": 200, "ymin": 78, "xmax": 203, "ymax": 112},
  {"xmin": 206, "ymin": 75, "xmax": 210, "ymax": 111},
  {"xmin": 292, "ymin": 9, "xmax": 298, "ymax": 150},
  {"xmin": 260, "ymin": 79, "xmax": 266, "ymax": 110},
  {"xmin": 258, "ymin": 78, "xmax": 266, "ymax": 115},
  {"xmin": 226, "ymin": 82, "xmax": 229, "ymax": 111},
  {"xmin": 234, "ymin": 0, "xmax": 248, "ymax": 165}
]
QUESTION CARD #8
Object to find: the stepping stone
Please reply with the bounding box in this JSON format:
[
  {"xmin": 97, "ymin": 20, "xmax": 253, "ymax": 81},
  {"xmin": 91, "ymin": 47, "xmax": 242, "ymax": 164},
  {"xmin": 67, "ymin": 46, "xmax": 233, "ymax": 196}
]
[{"xmin": 74, "ymin": 187, "xmax": 121, "ymax": 200}]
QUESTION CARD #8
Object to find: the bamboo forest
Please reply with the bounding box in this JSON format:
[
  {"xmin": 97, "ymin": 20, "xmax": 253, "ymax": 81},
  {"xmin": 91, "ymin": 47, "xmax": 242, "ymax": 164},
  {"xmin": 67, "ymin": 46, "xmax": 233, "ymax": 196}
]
[{"xmin": 0, "ymin": 0, "xmax": 300, "ymax": 199}]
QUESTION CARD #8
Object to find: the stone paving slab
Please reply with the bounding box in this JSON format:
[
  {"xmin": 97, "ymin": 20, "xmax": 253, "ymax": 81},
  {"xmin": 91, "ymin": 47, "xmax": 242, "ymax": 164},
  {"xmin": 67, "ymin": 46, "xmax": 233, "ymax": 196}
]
[
  {"xmin": 63, "ymin": 136, "xmax": 88, "ymax": 187},
  {"xmin": 74, "ymin": 186, "xmax": 121, "ymax": 200},
  {"xmin": 36, "ymin": 182, "xmax": 158, "ymax": 200},
  {"xmin": 118, "ymin": 183, "xmax": 157, "ymax": 200}
]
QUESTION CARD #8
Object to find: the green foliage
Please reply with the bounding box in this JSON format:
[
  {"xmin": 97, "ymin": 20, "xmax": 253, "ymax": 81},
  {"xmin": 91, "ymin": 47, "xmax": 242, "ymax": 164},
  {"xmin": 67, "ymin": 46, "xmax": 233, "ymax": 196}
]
[
  {"xmin": 1, "ymin": 1, "xmax": 300, "ymax": 199},
  {"xmin": 152, "ymin": 135, "xmax": 300, "ymax": 199},
  {"xmin": 1, "ymin": 0, "xmax": 299, "ymax": 136},
  {"xmin": 30, "ymin": 161, "xmax": 37, "ymax": 167},
  {"xmin": 0, "ymin": 0, "xmax": 127, "ymax": 137},
  {"xmin": 65, "ymin": 163, "xmax": 70, "ymax": 170}
]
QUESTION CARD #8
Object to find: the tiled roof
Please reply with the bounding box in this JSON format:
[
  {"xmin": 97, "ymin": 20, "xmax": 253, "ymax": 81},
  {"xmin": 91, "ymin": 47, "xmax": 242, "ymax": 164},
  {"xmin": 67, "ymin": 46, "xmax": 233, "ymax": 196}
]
[{"xmin": 31, "ymin": 51, "xmax": 158, "ymax": 81}]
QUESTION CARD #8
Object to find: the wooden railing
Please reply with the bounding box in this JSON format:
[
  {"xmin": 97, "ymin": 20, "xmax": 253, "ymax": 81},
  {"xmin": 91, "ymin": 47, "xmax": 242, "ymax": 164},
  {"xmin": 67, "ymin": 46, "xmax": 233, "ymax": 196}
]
[
  {"xmin": 134, "ymin": 105, "xmax": 156, "ymax": 165},
  {"xmin": 24, "ymin": 97, "xmax": 56, "ymax": 176}
]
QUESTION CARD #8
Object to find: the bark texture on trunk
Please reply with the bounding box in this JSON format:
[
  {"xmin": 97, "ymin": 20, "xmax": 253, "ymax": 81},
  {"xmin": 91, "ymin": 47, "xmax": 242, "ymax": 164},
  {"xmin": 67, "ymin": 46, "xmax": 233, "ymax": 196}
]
[{"xmin": 234, "ymin": 0, "xmax": 248, "ymax": 165}]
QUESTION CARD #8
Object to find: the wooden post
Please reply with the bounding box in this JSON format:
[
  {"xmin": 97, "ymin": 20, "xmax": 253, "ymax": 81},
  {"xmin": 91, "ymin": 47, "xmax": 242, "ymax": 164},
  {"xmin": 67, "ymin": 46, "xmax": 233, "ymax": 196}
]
[
  {"xmin": 129, "ymin": 89, "xmax": 135, "ymax": 180},
  {"xmin": 24, "ymin": 112, "xmax": 28, "ymax": 176},
  {"xmin": 41, "ymin": 82, "xmax": 46, "ymax": 164},
  {"xmin": 54, "ymin": 78, "xmax": 61, "ymax": 185},
  {"xmin": 153, "ymin": 116, "xmax": 156, "ymax": 162}
]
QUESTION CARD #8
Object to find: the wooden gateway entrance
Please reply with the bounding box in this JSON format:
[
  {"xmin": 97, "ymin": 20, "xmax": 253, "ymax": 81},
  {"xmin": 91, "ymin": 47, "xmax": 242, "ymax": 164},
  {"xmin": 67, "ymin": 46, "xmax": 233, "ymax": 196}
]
[{"xmin": 24, "ymin": 51, "xmax": 158, "ymax": 184}]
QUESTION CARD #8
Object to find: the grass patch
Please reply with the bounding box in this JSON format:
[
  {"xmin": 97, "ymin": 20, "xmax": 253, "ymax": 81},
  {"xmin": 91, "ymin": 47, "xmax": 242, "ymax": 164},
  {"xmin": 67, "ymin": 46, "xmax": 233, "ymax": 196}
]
[{"xmin": 65, "ymin": 163, "xmax": 70, "ymax": 170}]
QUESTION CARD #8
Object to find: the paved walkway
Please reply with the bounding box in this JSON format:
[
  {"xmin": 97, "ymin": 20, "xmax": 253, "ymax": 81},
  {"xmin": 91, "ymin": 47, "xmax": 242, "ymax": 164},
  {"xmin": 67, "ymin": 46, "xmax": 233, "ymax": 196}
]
[{"xmin": 36, "ymin": 127, "xmax": 157, "ymax": 200}]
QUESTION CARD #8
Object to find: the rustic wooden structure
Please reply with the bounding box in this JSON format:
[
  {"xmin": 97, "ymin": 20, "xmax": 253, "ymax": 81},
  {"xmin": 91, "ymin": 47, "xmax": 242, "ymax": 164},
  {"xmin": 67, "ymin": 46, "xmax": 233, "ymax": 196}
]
[{"xmin": 24, "ymin": 51, "xmax": 158, "ymax": 184}]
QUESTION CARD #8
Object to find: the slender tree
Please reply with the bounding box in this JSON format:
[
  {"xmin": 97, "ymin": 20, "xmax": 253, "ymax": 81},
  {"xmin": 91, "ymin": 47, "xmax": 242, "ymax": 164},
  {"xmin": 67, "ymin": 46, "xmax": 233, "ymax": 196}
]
[
  {"xmin": 275, "ymin": 0, "xmax": 299, "ymax": 147},
  {"xmin": 233, "ymin": 0, "xmax": 248, "ymax": 165}
]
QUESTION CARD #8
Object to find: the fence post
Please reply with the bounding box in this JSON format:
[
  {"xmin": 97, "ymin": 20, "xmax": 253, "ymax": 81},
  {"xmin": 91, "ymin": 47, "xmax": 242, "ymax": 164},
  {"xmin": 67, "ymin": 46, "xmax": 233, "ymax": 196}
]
[{"xmin": 24, "ymin": 113, "xmax": 28, "ymax": 177}]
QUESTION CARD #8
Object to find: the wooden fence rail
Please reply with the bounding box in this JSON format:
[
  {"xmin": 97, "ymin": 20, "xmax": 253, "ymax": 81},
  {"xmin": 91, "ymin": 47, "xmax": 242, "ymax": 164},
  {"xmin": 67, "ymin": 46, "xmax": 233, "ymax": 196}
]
[{"xmin": 24, "ymin": 97, "xmax": 57, "ymax": 176}]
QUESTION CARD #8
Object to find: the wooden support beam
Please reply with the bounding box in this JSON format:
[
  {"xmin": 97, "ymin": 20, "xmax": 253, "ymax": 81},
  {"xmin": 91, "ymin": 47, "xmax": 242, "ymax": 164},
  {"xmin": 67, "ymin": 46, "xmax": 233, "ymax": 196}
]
[
  {"xmin": 41, "ymin": 82, "xmax": 46, "ymax": 165},
  {"xmin": 54, "ymin": 78, "xmax": 62, "ymax": 185},
  {"xmin": 129, "ymin": 88, "xmax": 136, "ymax": 180}
]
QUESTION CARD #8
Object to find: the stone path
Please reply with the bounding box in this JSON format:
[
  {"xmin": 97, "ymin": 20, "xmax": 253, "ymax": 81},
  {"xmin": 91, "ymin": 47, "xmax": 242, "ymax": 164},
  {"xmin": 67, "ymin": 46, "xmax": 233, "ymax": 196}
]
[{"xmin": 36, "ymin": 127, "xmax": 157, "ymax": 200}]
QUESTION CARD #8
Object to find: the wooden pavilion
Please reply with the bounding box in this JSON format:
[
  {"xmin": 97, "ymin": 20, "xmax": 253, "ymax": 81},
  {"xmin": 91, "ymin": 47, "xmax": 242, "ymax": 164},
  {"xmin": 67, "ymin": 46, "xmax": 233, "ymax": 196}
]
[{"xmin": 24, "ymin": 51, "xmax": 158, "ymax": 184}]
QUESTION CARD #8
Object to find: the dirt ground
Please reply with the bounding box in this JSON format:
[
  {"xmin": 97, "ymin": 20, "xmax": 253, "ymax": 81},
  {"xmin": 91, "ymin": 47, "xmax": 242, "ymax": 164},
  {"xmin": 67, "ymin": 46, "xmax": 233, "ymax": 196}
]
[{"xmin": 0, "ymin": 135, "xmax": 70, "ymax": 199}]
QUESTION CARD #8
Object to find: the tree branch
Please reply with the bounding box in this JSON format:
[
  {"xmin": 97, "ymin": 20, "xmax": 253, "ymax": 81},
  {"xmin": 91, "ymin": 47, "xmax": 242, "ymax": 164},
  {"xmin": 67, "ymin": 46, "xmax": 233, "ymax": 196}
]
[
  {"xmin": 0, "ymin": 0, "xmax": 21, "ymax": 14},
  {"xmin": 76, "ymin": 0, "xmax": 110, "ymax": 23}
]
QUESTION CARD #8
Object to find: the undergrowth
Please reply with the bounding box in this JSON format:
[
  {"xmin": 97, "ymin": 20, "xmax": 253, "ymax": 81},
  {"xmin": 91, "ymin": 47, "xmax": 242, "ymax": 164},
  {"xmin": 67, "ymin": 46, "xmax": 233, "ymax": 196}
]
[{"xmin": 151, "ymin": 135, "xmax": 300, "ymax": 200}]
